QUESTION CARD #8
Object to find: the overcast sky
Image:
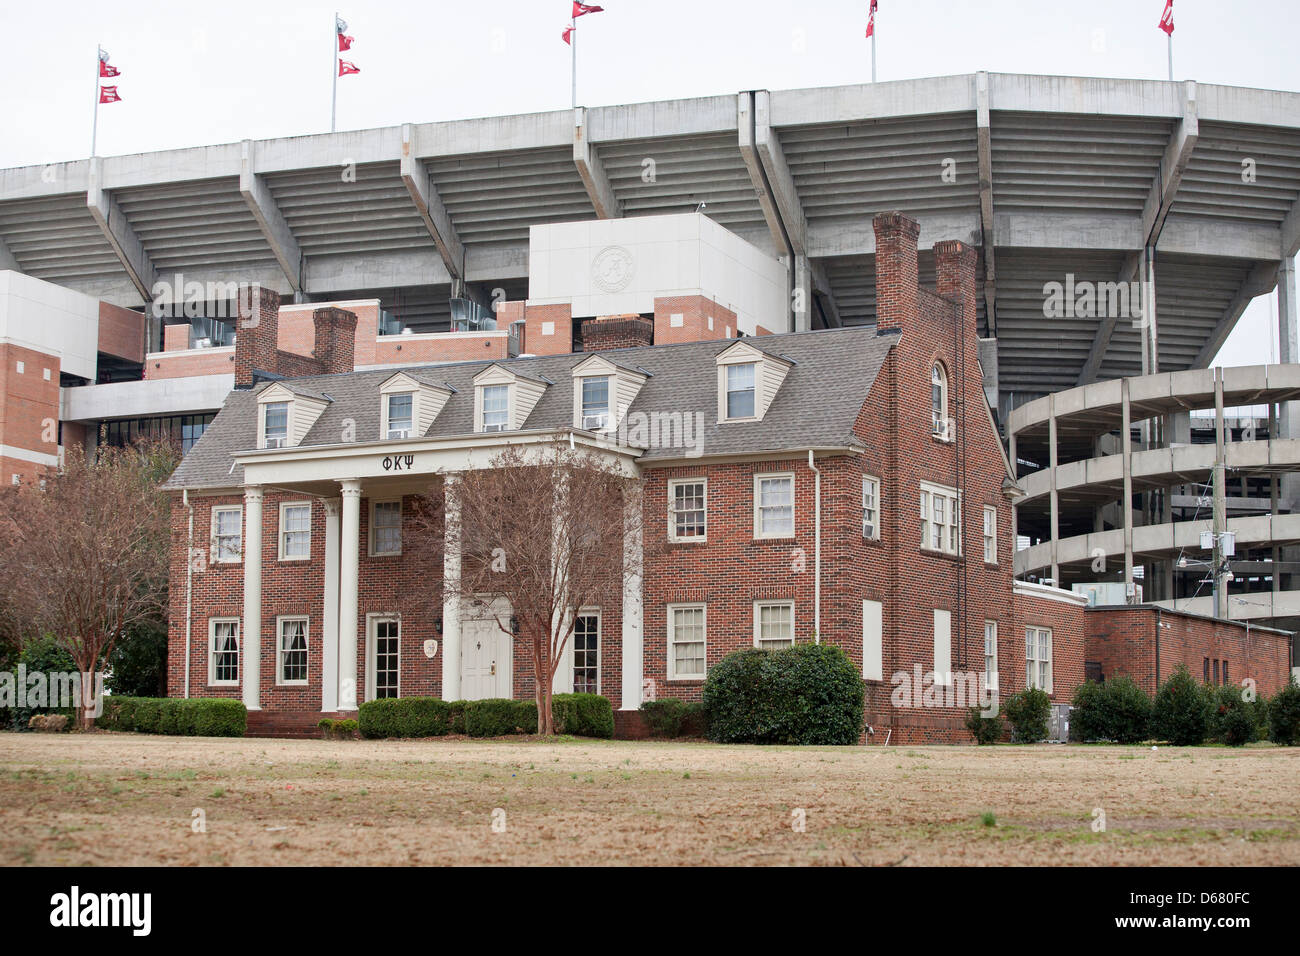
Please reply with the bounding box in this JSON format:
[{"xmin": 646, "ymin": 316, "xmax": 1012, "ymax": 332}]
[{"xmin": 0, "ymin": 0, "xmax": 1295, "ymax": 368}]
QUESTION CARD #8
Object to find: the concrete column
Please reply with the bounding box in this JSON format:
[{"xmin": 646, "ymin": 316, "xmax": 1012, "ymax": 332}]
[
  {"xmin": 1008, "ymin": 430, "xmax": 1019, "ymax": 559},
  {"xmin": 793, "ymin": 254, "xmax": 812, "ymax": 332},
  {"xmin": 1144, "ymin": 245, "xmax": 1159, "ymax": 375},
  {"xmin": 241, "ymin": 485, "xmax": 264, "ymax": 711},
  {"xmin": 321, "ymin": 498, "xmax": 341, "ymax": 713},
  {"xmin": 1279, "ymin": 258, "xmax": 1299, "ymax": 511},
  {"xmin": 1122, "ymin": 381, "xmax": 1135, "ymax": 599},
  {"xmin": 1048, "ymin": 395, "xmax": 1059, "ymax": 584},
  {"xmin": 620, "ymin": 486, "xmax": 644, "ymax": 710},
  {"xmin": 1214, "ymin": 370, "xmax": 1228, "ymax": 619},
  {"xmin": 338, "ymin": 479, "xmax": 362, "ymax": 711},
  {"xmin": 441, "ymin": 475, "xmax": 462, "ymax": 701}
]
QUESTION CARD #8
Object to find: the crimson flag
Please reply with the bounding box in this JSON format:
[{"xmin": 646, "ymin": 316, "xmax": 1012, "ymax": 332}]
[
  {"xmin": 573, "ymin": 2, "xmax": 604, "ymax": 17},
  {"xmin": 1159, "ymin": 0, "xmax": 1174, "ymax": 35},
  {"xmin": 99, "ymin": 61, "xmax": 120, "ymax": 78},
  {"xmin": 866, "ymin": 0, "xmax": 877, "ymax": 38},
  {"xmin": 99, "ymin": 86, "xmax": 122, "ymax": 103},
  {"xmin": 562, "ymin": 25, "xmax": 574, "ymax": 44},
  {"xmin": 338, "ymin": 32, "xmax": 354, "ymax": 51},
  {"xmin": 338, "ymin": 60, "xmax": 360, "ymax": 76}
]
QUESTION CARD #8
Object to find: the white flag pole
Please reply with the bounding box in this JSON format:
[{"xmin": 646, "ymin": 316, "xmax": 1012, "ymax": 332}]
[
  {"xmin": 1167, "ymin": 33, "xmax": 1173, "ymax": 81},
  {"xmin": 91, "ymin": 46, "xmax": 102, "ymax": 157},
  {"xmin": 331, "ymin": 13, "xmax": 339, "ymax": 133},
  {"xmin": 872, "ymin": 26, "xmax": 877, "ymax": 83},
  {"xmin": 571, "ymin": 18, "xmax": 577, "ymax": 109}
]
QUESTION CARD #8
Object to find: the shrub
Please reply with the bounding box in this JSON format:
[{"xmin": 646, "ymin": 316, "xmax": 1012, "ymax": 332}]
[
  {"xmin": 1004, "ymin": 688, "xmax": 1050, "ymax": 743},
  {"xmin": 6, "ymin": 634, "xmax": 76, "ymax": 730},
  {"xmin": 965, "ymin": 706, "xmax": 1003, "ymax": 745},
  {"xmin": 552, "ymin": 693, "xmax": 614, "ymax": 739},
  {"xmin": 1251, "ymin": 692, "xmax": 1271, "ymax": 742},
  {"xmin": 1071, "ymin": 676, "xmax": 1151, "ymax": 743},
  {"xmin": 703, "ymin": 643, "xmax": 864, "ymax": 745},
  {"xmin": 464, "ymin": 698, "xmax": 537, "ymax": 737},
  {"xmin": 641, "ymin": 698, "xmax": 706, "ymax": 738},
  {"xmin": 318, "ymin": 717, "xmax": 359, "ymax": 739},
  {"xmin": 96, "ymin": 696, "xmax": 245, "ymax": 737},
  {"xmin": 1151, "ymin": 666, "xmax": 1212, "ymax": 745},
  {"xmin": 1209, "ymin": 684, "xmax": 1255, "ymax": 747},
  {"xmin": 1268, "ymin": 678, "xmax": 1300, "ymax": 746}
]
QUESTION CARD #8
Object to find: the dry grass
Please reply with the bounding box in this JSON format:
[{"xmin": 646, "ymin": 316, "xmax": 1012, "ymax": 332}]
[{"xmin": 1, "ymin": 732, "xmax": 1297, "ymax": 866}]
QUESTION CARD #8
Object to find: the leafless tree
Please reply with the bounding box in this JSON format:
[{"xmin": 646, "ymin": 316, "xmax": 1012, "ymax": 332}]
[{"xmin": 0, "ymin": 439, "xmax": 178, "ymax": 728}]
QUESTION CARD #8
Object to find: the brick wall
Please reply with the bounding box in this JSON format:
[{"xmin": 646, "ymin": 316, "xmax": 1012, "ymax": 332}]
[
  {"xmin": 653, "ymin": 294, "xmax": 735, "ymax": 344},
  {"xmin": 98, "ymin": 301, "xmax": 146, "ymax": 363},
  {"xmin": 0, "ymin": 342, "xmax": 60, "ymax": 485},
  {"xmin": 580, "ymin": 315, "xmax": 654, "ymax": 352},
  {"xmin": 372, "ymin": 332, "xmax": 509, "ymax": 366},
  {"xmin": 144, "ymin": 347, "xmax": 236, "ymax": 380},
  {"xmin": 521, "ymin": 303, "xmax": 573, "ymax": 355}
]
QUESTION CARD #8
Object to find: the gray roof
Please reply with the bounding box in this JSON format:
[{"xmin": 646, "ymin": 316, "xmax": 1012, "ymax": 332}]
[{"xmin": 164, "ymin": 326, "xmax": 895, "ymax": 490}]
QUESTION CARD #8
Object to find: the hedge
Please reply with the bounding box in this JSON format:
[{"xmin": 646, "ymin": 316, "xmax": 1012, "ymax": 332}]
[
  {"xmin": 1268, "ymin": 678, "xmax": 1300, "ymax": 745},
  {"xmin": 358, "ymin": 693, "xmax": 613, "ymax": 739},
  {"xmin": 640, "ymin": 698, "xmax": 706, "ymax": 738},
  {"xmin": 1071, "ymin": 676, "xmax": 1151, "ymax": 744},
  {"xmin": 1208, "ymin": 684, "xmax": 1255, "ymax": 747},
  {"xmin": 1151, "ymin": 666, "xmax": 1212, "ymax": 745},
  {"xmin": 96, "ymin": 696, "xmax": 246, "ymax": 737},
  {"xmin": 702, "ymin": 643, "xmax": 864, "ymax": 745},
  {"xmin": 1004, "ymin": 688, "xmax": 1050, "ymax": 743},
  {"xmin": 964, "ymin": 706, "xmax": 1003, "ymax": 745}
]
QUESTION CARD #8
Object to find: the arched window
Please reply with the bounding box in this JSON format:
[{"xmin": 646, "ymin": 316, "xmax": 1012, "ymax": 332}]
[{"xmin": 931, "ymin": 363, "xmax": 949, "ymax": 439}]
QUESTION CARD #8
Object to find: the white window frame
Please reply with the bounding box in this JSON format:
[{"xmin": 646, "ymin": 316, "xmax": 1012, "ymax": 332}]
[
  {"xmin": 261, "ymin": 400, "xmax": 290, "ymax": 449},
  {"xmin": 383, "ymin": 391, "xmax": 415, "ymax": 440},
  {"xmin": 668, "ymin": 478, "xmax": 708, "ymax": 543},
  {"xmin": 753, "ymin": 472, "xmax": 795, "ymax": 540},
  {"xmin": 276, "ymin": 616, "xmax": 309, "ymax": 686},
  {"xmin": 723, "ymin": 362, "xmax": 758, "ymax": 422},
  {"xmin": 365, "ymin": 613, "xmax": 401, "ymax": 701},
  {"xmin": 931, "ymin": 363, "xmax": 951, "ymax": 441},
  {"xmin": 278, "ymin": 501, "xmax": 312, "ymax": 561},
  {"xmin": 572, "ymin": 608, "xmax": 601, "ymax": 695},
  {"xmin": 1026, "ymin": 626, "xmax": 1053, "ymax": 694},
  {"xmin": 983, "ymin": 505, "xmax": 998, "ymax": 564},
  {"xmin": 984, "ymin": 620, "xmax": 999, "ymax": 692},
  {"xmin": 369, "ymin": 499, "xmax": 402, "ymax": 556},
  {"xmin": 919, "ymin": 481, "xmax": 961, "ymax": 555},
  {"xmin": 208, "ymin": 618, "xmax": 240, "ymax": 686},
  {"xmin": 210, "ymin": 505, "xmax": 243, "ymax": 564},
  {"xmin": 579, "ymin": 375, "xmax": 612, "ymax": 431},
  {"xmin": 862, "ymin": 475, "xmax": 880, "ymax": 540},
  {"xmin": 667, "ymin": 603, "xmax": 707, "ymax": 681},
  {"xmin": 479, "ymin": 383, "xmax": 510, "ymax": 432},
  {"xmin": 753, "ymin": 600, "xmax": 795, "ymax": 651}
]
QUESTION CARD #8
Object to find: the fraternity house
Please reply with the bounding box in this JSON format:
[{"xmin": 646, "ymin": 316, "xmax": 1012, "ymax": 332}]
[{"xmin": 162, "ymin": 212, "xmax": 1293, "ymax": 742}]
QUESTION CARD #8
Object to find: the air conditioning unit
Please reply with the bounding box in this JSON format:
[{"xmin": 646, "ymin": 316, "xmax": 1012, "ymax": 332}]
[
  {"xmin": 265, "ymin": 437, "xmax": 286, "ymax": 449},
  {"xmin": 932, "ymin": 420, "xmax": 949, "ymax": 439},
  {"xmin": 386, "ymin": 428, "xmax": 410, "ymax": 440},
  {"xmin": 483, "ymin": 423, "xmax": 505, "ymax": 433},
  {"xmin": 583, "ymin": 414, "xmax": 609, "ymax": 430},
  {"xmin": 863, "ymin": 522, "xmax": 876, "ymax": 538}
]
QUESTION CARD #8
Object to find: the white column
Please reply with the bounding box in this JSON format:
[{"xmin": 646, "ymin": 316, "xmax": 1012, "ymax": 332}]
[
  {"xmin": 441, "ymin": 475, "xmax": 462, "ymax": 701},
  {"xmin": 620, "ymin": 486, "xmax": 644, "ymax": 710},
  {"xmin": 338, "ymin": 479, "xmax": 362, "ymax": 711},
  {"xmin": 321, "ymin": 498, "xmax": 341, "ymax": 713},
  {"xmin": 241, "ymin": 485, "xmax": 264, "ymax": 711}
]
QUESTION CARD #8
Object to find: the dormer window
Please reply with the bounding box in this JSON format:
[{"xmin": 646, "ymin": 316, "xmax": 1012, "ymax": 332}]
[
  {"xmin": 386, "ymin": 393, "xmax": 413, "ymax": 439},
  {"xmin": 570, "ymin": 354, "xmax": 648, "ymax": 433},
  {"xmin": 726, "ymin": 364, "xmax": 756, "ymax": 419},
  {"xmin": 264, "ymin": 402, "xmax": 289, "ymax": 448},
  {"xmin": 482, "ymin": 385, "xmax": 509, "ymax": 432},
  {"xmin": 581, "ymin": 376, "xmax": 611, "ymax": 430},
  {"xmin": 931, "ymin": 363, "xmax": 950, "ymax": 440},
  {"xmin": 715, "ymin": 341, "xmax": 792, "ymax": 424},
  {"xmin": 378, "ymin": 371, "xmax": 454, "ymax": 442},
  {"xmin": 256, "ymin": 381, "xmax": 331, "ymax": 449},
  {"xmin": 474, "ymin": 364, "xmax": 549, "ymax": 433}
]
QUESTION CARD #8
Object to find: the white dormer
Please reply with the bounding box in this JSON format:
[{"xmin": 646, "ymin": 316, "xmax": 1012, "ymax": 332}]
[
  {"xmin": 256, "ymin": 382, "xmax": 330, "ymax": 449},
  {"xmin": 378, "ymin": 371, "xmax": 455, "ymax": 441},
  {"xmin": 472, "ymin": 364, "xmax": 549, "ymax": 433},
  {"xmin": 715, "ymin": 340, "xmax": 793, "ymax": 423},
  {"xmin": 570, "ymin": 353, "xmax": 648, "ymax": 432}
]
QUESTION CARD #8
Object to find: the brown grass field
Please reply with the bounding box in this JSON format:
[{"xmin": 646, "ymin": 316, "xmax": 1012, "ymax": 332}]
[{"xmin": 0, "ymin": 732, "xmax": 1296, "ymax": 866}]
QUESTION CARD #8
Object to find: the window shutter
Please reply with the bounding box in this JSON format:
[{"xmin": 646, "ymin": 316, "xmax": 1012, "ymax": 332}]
[{"xmin": 863, "ymin": 600, "xmax": 883, "ymax": 681}]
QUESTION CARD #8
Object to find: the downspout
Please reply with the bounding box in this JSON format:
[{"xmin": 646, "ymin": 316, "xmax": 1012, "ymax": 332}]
[
  {"xmin": 1154, "ymin": 606, "xmax": 1161, "ymax": 689},
  {"xmin": 808, "ymin": 449, "xmax": 821, "ymax": 642},
  {"xmin": 183, "ymin": 489, "xmax": 193, "ymax": 699}
]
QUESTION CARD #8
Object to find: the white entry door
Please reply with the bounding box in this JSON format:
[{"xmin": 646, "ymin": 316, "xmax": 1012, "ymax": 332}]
[{"xmin": 461, "ymin": 617, "xmax": 512, "ymax": 701}]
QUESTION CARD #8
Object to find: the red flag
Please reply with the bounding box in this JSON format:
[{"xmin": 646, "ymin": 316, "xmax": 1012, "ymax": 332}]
[
  {"xmin": 562, "ymin": 26, "xmax": 574, "ymax": 44},
  {"xmin": 338, "ymin": 60, "xmax": 360, "ymax": 76},
  {"xmin": 338, "ymin": 33, "xmax": 354, "ymax": 51},
  {"xmin": 99, "ymin": 86, "xmax": 122, "ymax": 104},
  {"xmin": 572, "ymin": 2, "xmax": 604, "ymax": 17},
  {"xmin": 99, "ymin": 61, "xmax": 120, "ymax": 78},
  {"xmin": 1158, "ymin": 0, "xmax": 1174, "ymax": 35},
  {"xmin": 866, "ymin": 0, "xmax": 878, "ymax": 38}
]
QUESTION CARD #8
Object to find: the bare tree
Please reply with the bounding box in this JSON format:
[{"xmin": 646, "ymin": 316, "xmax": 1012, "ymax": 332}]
[
  {"xmin": 413, "ymin": 443, "xmax": 648, "ymax": 735},
  {"xmin": 0, "ymin": 439, "xmax": 178, "ymax": 728}
]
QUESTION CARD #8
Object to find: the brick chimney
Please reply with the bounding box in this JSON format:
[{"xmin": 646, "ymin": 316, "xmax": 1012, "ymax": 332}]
[
  {"xmin": 872, "ymin": 212, "xmax": 920, "ymax": 334},
  {"xmin": 933, "ymin": 239, "xmax": 979, "ymax": 338},
  {"xmin": 312, "ymin": 307, "xmax": 358, "ymax": 375},
  {"xmin": 581, "ymin": 314, "xmax": 654, "ymax": 352},
  {"xmin": 234, "ymin": 285, "xmax": 282, "ymax": 387}
]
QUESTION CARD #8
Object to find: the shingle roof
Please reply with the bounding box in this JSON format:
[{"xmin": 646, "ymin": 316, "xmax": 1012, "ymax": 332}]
[{"xmin": 164, "ymin": 326, "xmax": 896, "ymax": 490}]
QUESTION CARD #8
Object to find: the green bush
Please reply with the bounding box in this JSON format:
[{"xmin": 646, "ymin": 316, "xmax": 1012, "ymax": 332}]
[
  {"xmin": 703, "ymin": 643, "xmax": 864, "ymax": 745},
  {"xmin": 464, "ymin": 698, "xmax": 538, "ymax": 737},
  {"xmin": 360, "ymin": 695, "xmax": 611, "ymax": 739},
  {"xmin": 552, "ymin": 693, "xmax": 614, "ymax": 739},
  {"xmin": 1151, "ymin": 666, "xmax": 1212, "ymax": 745},
  {"xmin": 6, "ymin": 634, "xmax": 76, "ymax": 730},
  {"xmin": 318, "ymin": 717, "xmax": 359, "ymax": 739},
  {"xmin": 1209, "ymin": 684, "xmax": 1255, "ymax": 747},
  {"xmin": 96, "ymin": 696, "xmax": 245, "ymax": 737},
  {"xmin": 1251, "ymin": 692, "xmax": 1271, "ymax": 742},
  {"xmin": 1268, "ymin": 678, "xmax": 1300, "ymax": 746},
  {"xmin": 1071, "ymin": 676, "xmax": 1151, "ymax": 743},
  {"xmin": 965, "ymin": 706, "xmax": 1003, "ymax": 745},
  {"xmin": 1004, "ymin": 688, "xmax": 1051, "ymax": 743},
  {"xmin": 640, "ymin": 698, "xmax": 706, "ymax": 738}
]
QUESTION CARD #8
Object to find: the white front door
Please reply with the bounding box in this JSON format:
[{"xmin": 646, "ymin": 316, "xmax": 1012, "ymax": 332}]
[{"xmin": 461, "ymin": 617, "xmax": 512, "ymax": 701}]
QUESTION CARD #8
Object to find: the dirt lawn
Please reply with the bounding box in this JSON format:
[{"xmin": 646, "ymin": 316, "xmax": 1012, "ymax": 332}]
[{"xmin": 0, "ymin": 732, "xmax": 1296, "ymax": 866}]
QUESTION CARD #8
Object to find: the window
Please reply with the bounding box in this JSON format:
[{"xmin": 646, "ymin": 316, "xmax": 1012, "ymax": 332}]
[
  {"xmin": 278, "ymin": 617, "xmax": 308, "ymax": 685},
  {"xmin": 373, "ymin": 618, "xmax": 399, "ymax": 699},
  {"xmin": 481, "ymin": 384, "xmax": 509, "ymax": 431},
  {"xmin": 725, "ymin": 363, "xmax": 757, "ymax": 419},
  {"xmin": 984, "ymin": 621, "xmax": 999, "ymax": 691},
  {"xmin": 754, "ymin": 601, "xmax": 795, "ymax": 651},
  {"xmin": 573, "ymin": 612, "xmax": 599, "ymax": 694},
  {"xmin": 933, "ymin": 609, "xmax": 952, "ymax": 686},
  {"xmin": 279, "ymin": 502, "xmax": 311, "ymax": 560},
  {"xmin": 983, "ymin": 505, "xmax": 997, "ymax": 563},
  {"xmin": 754, "ymin": 473, "xmax": 794, "ymax": 538},
  {"xmin": 862, "ymin": 476, "xmax": 880, "ymax": 539},
  {"xmin": 209, "ymin": 619, "xmax": 239, "ymax": 685},
  {"xmin": 862, "ymin": 599, "xmax": 883, "ymax": 681},
  {"xmin": 668, "ymin": 604, "xmax": 706, "ymax": 680},
  {"xmin": 1213, "ymin": 659, "xmax": 1220, "ymax": 685},
  {"xmin": 211, "ymin": 506, "xmax": 242, "ymax": 563},
  {"xmin": 1222, "ymin": 661, "xmax": 1229, "ymax": 686},
  {"xmin": 1026, "ymin": 626, "xmax": 1052, "ymax": 693},
  {"xmin": 264, "ymin": 401, "xmax": 289, "ymax": 448},
  {"xmin": 371, "ymin": 500, "xmax": 402, "ymax": 556},
  {"xmin": 669, "ymin": 479, "xmax": 707, "ymax": 542},
  {"xmin": 931, "ymin": 364, "xmax": 949, "ymax": 439},
  {"xmin": 1204, "ymin": 657, "xmax": 1211, "ymax": 683},
  {"xmin": 920, "ymin": 482, "xmax": 961, "ymax": 555},
  {"xmin": 386, "ymin": 393, "xmax": 413, "ymax": 439},
  {"xmin": 580, "ymin": 377, "xmax": 611, "ymax": 430}
]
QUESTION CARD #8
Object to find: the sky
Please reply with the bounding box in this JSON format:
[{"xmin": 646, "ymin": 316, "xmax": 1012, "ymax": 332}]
[{"xmin": 0, "ymin": 0, "xmax": 1295, "ymax": 368}]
